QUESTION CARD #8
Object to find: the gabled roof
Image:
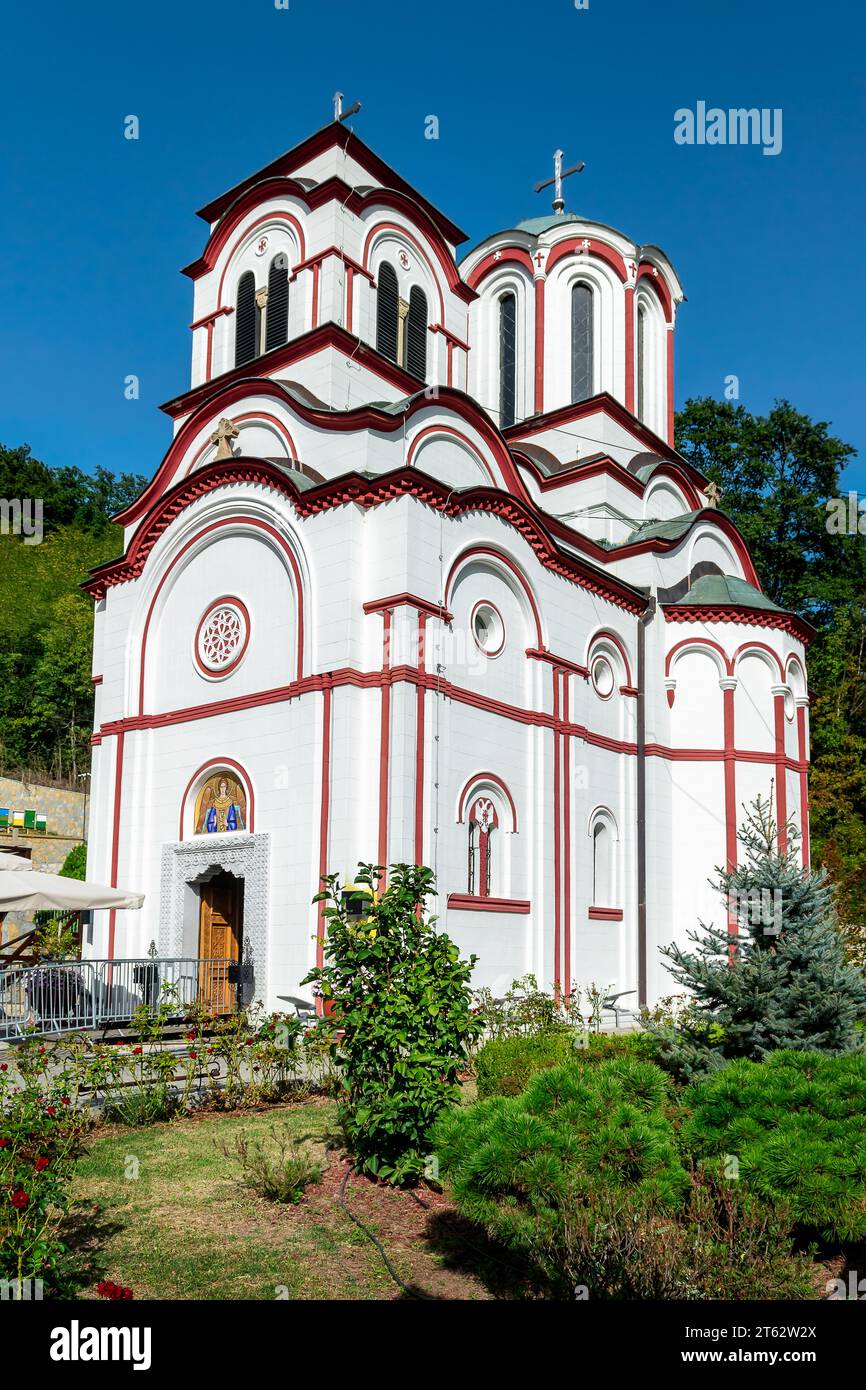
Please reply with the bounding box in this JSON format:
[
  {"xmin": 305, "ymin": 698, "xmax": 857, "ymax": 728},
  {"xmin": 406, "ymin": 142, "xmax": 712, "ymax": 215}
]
[{"xmin": 195, "ymin": 121, "xmax": 468, "ymax": 247}]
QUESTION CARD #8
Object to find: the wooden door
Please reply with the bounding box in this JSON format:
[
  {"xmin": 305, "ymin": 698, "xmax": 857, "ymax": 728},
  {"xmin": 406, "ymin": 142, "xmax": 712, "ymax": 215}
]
[{"xmin": 198, "ymin": 873, "xmax": 242, "ymax": 1014}]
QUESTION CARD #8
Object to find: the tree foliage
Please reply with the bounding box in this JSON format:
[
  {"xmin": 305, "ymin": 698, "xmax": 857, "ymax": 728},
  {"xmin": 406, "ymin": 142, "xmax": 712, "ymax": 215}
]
[
  {"xmin": 675, "ymin": 398, "xmax": 866, "ymax": 933},
  {"xmin": 303, "ymin": 863, "xmax": 481, "ymax": 1185},
  {"xmin": 647, "ymin": 797, "xmax": 866, "ymax": 1080},
  {"xmin": 0, "ymin": 442, "xmax": 144, "ymax": 781}
]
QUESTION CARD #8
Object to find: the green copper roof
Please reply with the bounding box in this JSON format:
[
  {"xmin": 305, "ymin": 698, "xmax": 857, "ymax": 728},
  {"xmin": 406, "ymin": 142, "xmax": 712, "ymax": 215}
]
[
  {"xmin": 514, "ymin": 212, "xmax": 587, "ymax": 235},
  {"xmin": 671, "ymin": 573, "xmax": 785, "ymax": 613},
  {"xmin": 624, "ymin": 512, "xmax": 701, "ymax": 545}
]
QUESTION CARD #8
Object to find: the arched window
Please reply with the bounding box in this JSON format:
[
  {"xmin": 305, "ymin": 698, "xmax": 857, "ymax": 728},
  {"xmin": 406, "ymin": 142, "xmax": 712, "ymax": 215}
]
[
  {"xmin": 636, "ymin": 303, "xmax": 647, "ymax": 422},
  {"xmin": 591, "ymin": 816, "xmax": 616, "ymax": 906},
  {"xmin": 405, "ymin": 286, "xmax": 428, "ymax": 380},
  {"xmin": 376, "ymin": 262, "xmax": 399, "ymax": 364},
  {"xmin": 571, "ymin": 283, "xmax": 594, "ymax": 403},
  {"xmin": 235, "ymin": 271, "xmax": 258, "ymax": 367},
  {"xmin": 265, "ymin": 254, "xmax": 289, "ymax": 352},
  {"xmin": 468, "ymin": 797, "xmax": 498, "ymax": 896},
  {"xmin": 499, "ymin": 291, "xmax": 517, "ymax": 428}
]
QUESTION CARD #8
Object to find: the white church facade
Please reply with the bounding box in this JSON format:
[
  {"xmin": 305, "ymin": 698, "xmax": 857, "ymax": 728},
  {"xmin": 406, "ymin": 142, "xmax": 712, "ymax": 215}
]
[{"xmin": 83, "ymin": 118, "xmax": 812, "ymax": 1010}]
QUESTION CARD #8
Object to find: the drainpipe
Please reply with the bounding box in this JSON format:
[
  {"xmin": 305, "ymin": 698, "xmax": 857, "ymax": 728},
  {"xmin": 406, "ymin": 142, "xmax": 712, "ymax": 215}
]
[{"xmin": 636, "ymin": 596, "xmax": 656, "ymax": 1009}]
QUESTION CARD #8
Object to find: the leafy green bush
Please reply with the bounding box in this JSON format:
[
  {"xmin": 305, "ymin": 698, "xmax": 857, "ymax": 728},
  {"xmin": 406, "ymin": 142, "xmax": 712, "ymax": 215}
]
[
  {"xmin": 432, "ymin": 1058, "xmax": 688, "ymax": 1257},
  {"xmin": 682, "ymin": 1051, "xmax": 866, "ymax": 1243},
  {"xmin": 303, "ymin": 863, "xmax": 481, "ymax": 1185}
]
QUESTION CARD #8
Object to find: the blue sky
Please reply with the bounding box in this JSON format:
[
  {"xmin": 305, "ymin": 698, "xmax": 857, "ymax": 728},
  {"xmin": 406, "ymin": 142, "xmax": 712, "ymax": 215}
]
[{"xmin": 1, "ymin": 0, "xmax": 864, "ymax": 488}]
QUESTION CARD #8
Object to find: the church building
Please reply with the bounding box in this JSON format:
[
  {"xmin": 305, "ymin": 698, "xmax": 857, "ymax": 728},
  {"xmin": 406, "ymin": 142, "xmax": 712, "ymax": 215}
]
[{"xmin": 83, "ymin": 117, "xmax": 812, "ymax": 1011}]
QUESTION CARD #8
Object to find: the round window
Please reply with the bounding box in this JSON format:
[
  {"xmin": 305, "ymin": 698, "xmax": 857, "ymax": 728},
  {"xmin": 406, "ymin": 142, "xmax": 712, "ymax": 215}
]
[
  {"xmin": 592, "ymin": 656, "xmax": 615, "ymax": 698},
  {"xmin": 784, "ymin": 687, "xmax": 795, "ymax": 722},
  {"xmin": 195, "ymin": 598, "xmax": 250, "ymax": 678},
  {"xmin": 471, "ymin": 602, "xmax": 505, "ymax": 656}
]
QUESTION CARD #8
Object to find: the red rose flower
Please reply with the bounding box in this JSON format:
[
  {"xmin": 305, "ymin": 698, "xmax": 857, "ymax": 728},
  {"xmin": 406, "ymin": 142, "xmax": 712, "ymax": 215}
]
[
  {"xmin": 186, "ymin": 1030, "xmax": 197, "ymax": 1041},
  {"xmin": 132, "ymin": 1047, "xmax": 143, "ymax": 1055},
  {"xmin": 189, "ymin": 1050, "xmax": 197, "ymax": 1060},
  {"xmin": 45, "ymin": 1107, "xmax": 56, "ymax": 1117},
  {"xmin": 34, "ymin": 1157, "xmax": 50, "ymax": 1172},
  {"xmin": 61, "ymin": 1097, "xmax": 71, "ymax": 1106},
  {"xmin": 10, "ymin": 1190, "xmax": 29, "ymax": 1209},
  {"xmin": 0, "ymin": 1063, "xmax": 8, "ymax": 1071}
]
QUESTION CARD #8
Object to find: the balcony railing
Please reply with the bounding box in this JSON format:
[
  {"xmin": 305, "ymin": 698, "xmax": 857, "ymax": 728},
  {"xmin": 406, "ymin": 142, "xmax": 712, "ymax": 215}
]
[{"xmin": 0, "ymin": 957, "xmax": 239, "ymax": 1043}]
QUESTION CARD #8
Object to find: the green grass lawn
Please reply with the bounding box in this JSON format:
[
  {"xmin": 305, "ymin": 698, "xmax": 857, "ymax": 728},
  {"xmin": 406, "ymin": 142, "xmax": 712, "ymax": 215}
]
[{"xmin": 70, "ymin": 1099, "xmax": 490, "ymax": 1301}]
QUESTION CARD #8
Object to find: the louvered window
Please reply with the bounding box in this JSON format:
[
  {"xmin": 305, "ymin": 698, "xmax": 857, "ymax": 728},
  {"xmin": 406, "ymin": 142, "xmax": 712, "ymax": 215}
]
[
  {"xmin": 499, "ymin": 292, "xmax": 517, "ymax": 427},
  {"xmin": 405, "ymin": 286, "xmax": 428, "ymax": 380},
  {"xmin": 235, "ymin": 272, "xmax": 257, "ymax": 367},
  {"xmin": 265, "ymin": 254, "xmax": 289, "ymax": 352},
  {"xmin": 637, "ymin": 304, "xmax": 647, "ymax": 421},
  {"xmin": 571, "ymin": 283, "xmax": 594, "ymax": 403},
  {"xmin": 376, "ymin": 263, "xmax": 399, "ymax": 363}
]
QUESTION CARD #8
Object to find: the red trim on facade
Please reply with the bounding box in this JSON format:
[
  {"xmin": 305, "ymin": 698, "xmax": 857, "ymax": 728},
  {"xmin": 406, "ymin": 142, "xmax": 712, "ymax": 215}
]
[
  {"xmin": 624, "ymin": 286, "xmax": 635, "ymax": 414},
  {"xmin": 136, "ymin": 515, "xmax": 304, "ymax": 715},
  {"xmin": 192, "ymin": 596, "xmax": 252, "ymax": 680},
  {"xmin": 562, "ymin": 673, "xmax": 572, "ymax": 996},
  {"xmin": 414, "ymin": 613, "xmax": 427, "ymax": 865},
  {"xmin": 363, "ymin": 592, "xmax": 453, "ymax": 622},
  {"xmin": 361, "ymin": 215, "xmax": 475, "ymax": 309},
  {"xmin": 664, "ymin": 605, "xmax": 813, "ymax": 646},
  {"xmin": 446, "ymin": 894, "xmax": 530, "ymax": 914},
  {"xmin": 544, "ymin": 237, "xmax": 629, "ymax": 283},
  {"xmin": 723, "ymin": 685, "xmax": 737, "ymax": 873},
  {"xmin": 154, "ymin": 323, "xmax": 424, "ymax": 429},
  {"xmin": 310, "ymin": 260, "xmax": 320, "ymax": 329},
  {"xmin": 189, "ymin": 305, "xmax": 234, "ymax": 332},
  {"xmin": 445, "ymin": 545, "xmax": 550, "ymax": 644},
  {"xmin": 666, "ymin": 635, "xmax": 734, "ymax": 679},
  {"xmin": 465, "ymin": 247, "xmax": 535, "ymax": 290},
  {"xmin": 587, "ymin": 629, "xmax": 634, "ymax": 687},
  {"xmin": 91, "ymin": 675, "xmax": 103, "ymax": 686},
  {"xmin": 456, "ymin": 773, "xmax": 518, "ymax": 832},
  {"xmin": 636, "ymin": 262, "xmax": 673, "ymax": 321},
  {"xmin": 177, "ymin": 756, "xmax": 256, "ymax": 841},
  {"xmin": 588, "ymin": 906, "xmax": 623, "ymax": 921},
  {"xmin": 526, "ymin": 647, "xmax": 589, "ymax": 680},
  {"xmin": 182, "ymin": 410, "xmax": 299, "ymax": 478},
  {"xmin": 316, "ymin": 680, "xmax": 333, "ymax": 983},
  {"xmin": 406, "ymin": 424, "xmax": 498, "ymax": 487},
  {"xmin": 666, "ymin": 325, "xmax": 675, "ymax": 446},
  {"xmin": 797, "ymin": 704, "xmax": 810, "ymax": 869},
  {"xmin": 503, "ymin": 390, "xmax": 684, "ymax": 468},
  {"xmin": 552, "ymin": 668, "xmax": 562, "ymax": 1002},
  {"xmin": 774, "ymin": 693, "xmax": 788, "ymax": 853},
  {"xmin": 377, "ymin": 610, "xmax": 392, "ymax": 870},
  {"xmin": 514, "ymin": 451, "xmax": 703, "ymax": 513},
  {"xmin": 534, "ymin": 278, "xmax": 545, "ymax": 414},
  {"xmin": 106, "ymin": 731, "xmax": 125, "ymax": 961}
]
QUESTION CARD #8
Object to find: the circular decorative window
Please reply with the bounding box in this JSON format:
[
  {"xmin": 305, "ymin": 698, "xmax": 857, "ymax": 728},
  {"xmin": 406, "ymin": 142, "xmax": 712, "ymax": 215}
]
[
  {"xmin": 784, "ymin": 687, "xmax": 795, "ymax": 722},
  {"xmin": 195, "ymin": 598, "xmax": 250, "ymax": 678},
  {"xmin": 591, "ymin": 655, "xmax": 615, "ymax": 699},
  {"xmin": 471, "ymin": 601, "xmax": 505, "ymax": 656}
]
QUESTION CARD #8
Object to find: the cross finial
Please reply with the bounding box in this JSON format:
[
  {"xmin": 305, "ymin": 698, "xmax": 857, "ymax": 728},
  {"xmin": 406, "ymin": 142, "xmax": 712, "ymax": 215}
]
[
  {"xmin": 333, "ymin": 91, "xmax": 362, "ymax": 123},
  {"xmin": 210, "ymin": 417, "xmax": 239, "ymax": 460},
  {"xmin": 534, "ymin": 149, "xmax": 585, "ymax": 214},
  {"xmin": 705, "ymin": 480, "xmax": 723, "ymax": 509}
]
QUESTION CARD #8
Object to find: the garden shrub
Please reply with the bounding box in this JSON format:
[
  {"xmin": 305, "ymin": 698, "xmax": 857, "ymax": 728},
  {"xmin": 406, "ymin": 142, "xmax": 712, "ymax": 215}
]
[
  {"xmin": 476, "ymin": 1030, "xmax": 575, "ymax": 1097},
  {"xmin": 303, "ymin": 863, "xmax": 481, "ymax": 1185},
  {"xmin": 221, "ymin": 1126, "xmax": 323, "ymax": 1204},
  {"xmin": 0, "ymin": 1059, "xmax": 87, "ymax": 1292},
  {"xmin": 526, "ymin": 1167, "xmax": 813, "ymax": 1300},
  {"xmin": 432, "ymin": 1058, "xmax": 688, "ymax": 1256},
  {"xmin": 682, "ymin": 1050, "xmax": 866, "ymax": 1243},
  {"xmin": 648, "ymin": 796, "xmax": 866, "ymax": 1081}
]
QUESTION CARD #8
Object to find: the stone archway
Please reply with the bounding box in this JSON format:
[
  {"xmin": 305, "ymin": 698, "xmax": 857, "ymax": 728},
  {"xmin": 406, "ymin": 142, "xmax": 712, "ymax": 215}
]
[{"xmin": 159, "ymin": 833, "xmax": 270, "ymax": 1007}]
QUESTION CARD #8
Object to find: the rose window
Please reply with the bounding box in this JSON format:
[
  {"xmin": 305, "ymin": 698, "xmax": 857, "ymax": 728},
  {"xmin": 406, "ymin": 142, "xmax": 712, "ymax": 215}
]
[{"xmin": 195, "ymin": 600, "xmax": 249, "ymax": 676}]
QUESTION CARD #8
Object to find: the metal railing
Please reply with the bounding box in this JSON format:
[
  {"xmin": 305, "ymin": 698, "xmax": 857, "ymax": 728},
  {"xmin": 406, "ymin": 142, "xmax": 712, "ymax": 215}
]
[{"xmin": 0, "ymin": 957, "xmax": 239, "ymax": 1042}]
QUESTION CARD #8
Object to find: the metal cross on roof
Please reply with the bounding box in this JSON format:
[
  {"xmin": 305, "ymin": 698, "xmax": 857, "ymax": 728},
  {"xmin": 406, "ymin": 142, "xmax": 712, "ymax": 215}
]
[
  {"xmin": 333, "ymin": 91, "xmax": 362, "ymax": 123},
  {"xmin": 534, "ymin": 149, "xmax": 585, "ymax": 214}
]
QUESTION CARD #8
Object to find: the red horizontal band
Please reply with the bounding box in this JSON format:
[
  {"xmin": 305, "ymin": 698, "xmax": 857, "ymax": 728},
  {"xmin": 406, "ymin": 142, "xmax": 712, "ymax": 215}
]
[{"xmin": 446, "ymin": 894, "xmax": 531, "ymax": 914}]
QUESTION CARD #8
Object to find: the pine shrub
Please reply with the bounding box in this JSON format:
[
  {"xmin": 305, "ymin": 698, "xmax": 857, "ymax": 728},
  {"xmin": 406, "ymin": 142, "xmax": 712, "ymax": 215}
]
[
  {"xmin": 431, "ymin": 1058, "xmax": 688, "ymax": 1256},
  {"xmin": 648, "ymin": 796, "xmax": 866, "ymax": 1080},
  {"xmin": 682, "ymin": 1051, "xmax": 866, "ymax": 1243}
]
